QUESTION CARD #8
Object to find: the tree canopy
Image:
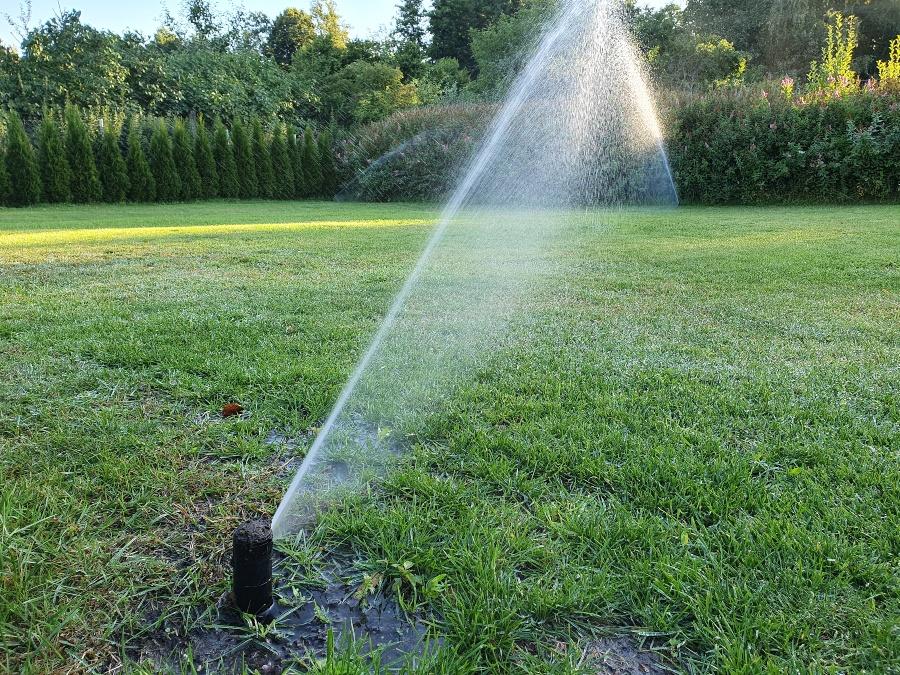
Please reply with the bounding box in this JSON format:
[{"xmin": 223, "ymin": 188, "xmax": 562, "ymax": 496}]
[{"xmin": 0, "ymin": 0, "xmax": 896, "ymax": 131}]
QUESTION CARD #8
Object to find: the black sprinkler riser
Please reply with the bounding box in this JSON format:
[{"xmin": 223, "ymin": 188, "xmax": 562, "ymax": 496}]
[{"xmin": 232, "ymin": 519, "xmax": 274, "ymax": 616}]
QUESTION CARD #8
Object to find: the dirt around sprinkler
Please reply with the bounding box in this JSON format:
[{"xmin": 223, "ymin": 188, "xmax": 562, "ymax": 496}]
[
  {"xmin": 581, "ymin": 637, "xmax": 671, "ymax": 674},
  {"xmin": 131, "ymin": 553, "xmax": 432, "ymax": 672}
]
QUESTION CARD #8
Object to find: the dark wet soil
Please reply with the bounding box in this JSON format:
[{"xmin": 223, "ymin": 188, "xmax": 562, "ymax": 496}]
[
  {"xmin": 131, "ymin": 556, "xmax": 430, "ymax": 673},
  {"xmin": 582, "ymin": 637, "xmax": 670, "ymax": 674}
]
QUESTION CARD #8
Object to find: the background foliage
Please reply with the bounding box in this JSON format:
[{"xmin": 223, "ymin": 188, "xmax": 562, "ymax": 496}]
[
  {"xmin": 0, "ymin": 106, "xmax": 339, "ymax": 206},
  {"xmin": 0, "ymin": 0, "xmax": 898, "ymax": 206}
]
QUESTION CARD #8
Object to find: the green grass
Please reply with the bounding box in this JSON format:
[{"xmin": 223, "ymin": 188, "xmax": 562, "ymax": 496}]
[{"xmin": 0, "ymin": 201, "xmax": 897, "ymax": 673}]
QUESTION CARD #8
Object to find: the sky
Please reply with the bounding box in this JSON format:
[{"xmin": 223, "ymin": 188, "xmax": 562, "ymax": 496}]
[{"xmin": 2, "ymin": 0, "xmax": 678, "ymax": 49}]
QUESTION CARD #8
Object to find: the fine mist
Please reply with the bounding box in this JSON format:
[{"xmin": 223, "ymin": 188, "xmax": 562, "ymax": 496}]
[{"xmin": 272, "ymin": 0, "xmax": 677, "ymax": 538}]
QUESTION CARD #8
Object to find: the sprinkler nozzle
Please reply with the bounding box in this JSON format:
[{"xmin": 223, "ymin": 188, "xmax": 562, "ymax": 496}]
[{"xmin": 232, "ymin": 518, "xmax": 274, "ymax": 616}]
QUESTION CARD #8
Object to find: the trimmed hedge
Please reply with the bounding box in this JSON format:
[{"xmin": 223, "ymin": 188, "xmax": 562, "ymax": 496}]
[
  {"xmin": 668, "ymin": 92, "xmax": 900, "ymax": 204},
  {"xmin": 335, "ymin": 93, "xmax": 900, "ymax": 205},
  {"xmin": 4, "ymin": 95, "xmax": 899, "ymax": 207},
  {"xmin": 0, "ymin": 108, "xmax": 339, "ymax": 207}
]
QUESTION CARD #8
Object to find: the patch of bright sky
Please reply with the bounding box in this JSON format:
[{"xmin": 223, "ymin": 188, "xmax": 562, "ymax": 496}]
[{"xmin": 2, "ymin": 0, "xmax": 680, "ymax": 49}]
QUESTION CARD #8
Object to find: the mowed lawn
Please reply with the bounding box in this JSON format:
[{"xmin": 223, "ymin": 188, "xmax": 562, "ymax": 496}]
[{"xmin": 0, "ymin": 202, "xmax": 897, "ymax": 673}]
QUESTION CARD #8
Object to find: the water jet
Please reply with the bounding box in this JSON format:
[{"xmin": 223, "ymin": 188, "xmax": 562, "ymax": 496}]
[{"xmin": 272, "ymin": 0, "xmax": 678, "ymax": 540}]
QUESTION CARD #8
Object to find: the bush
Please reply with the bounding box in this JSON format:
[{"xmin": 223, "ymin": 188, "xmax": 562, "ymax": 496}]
[
  {"xmin": 322, "ymin": 61, "xmax": 420, "ymax": 126},
  {"xmin": 878, "ymin": 36, "xmax": 900, "ymax": 93},
  {"xmin": 336, "ymin": 103, "xmax": 491, "ymax": 201},
  {"xmin": 37, "ymin": 115, "xmax": 70, "ymax": 203},
  {"xmin": 337, "ymin": 94, "xmax": 900, "ymax": 205},
  {"xmin": 807, "ymin": 12, "xmax": 860, "ymax": 96},
  {"xmin": 96, "ymin": 122, "xmax": 129, "ymax": 203},
  {"xmin": 126, "ymin": 121, "xmax": 155, "ymax": 202},
  {"xmin": 668, "ymin": 90, "xmax": 900, "ymax": 204},
  {"xmin": 65, "ymin": 107, "xmax": 101, "ymax": 203},
  {"xmin": 4, "ymin": 111, "xmax": 41, "ymax": 206}
]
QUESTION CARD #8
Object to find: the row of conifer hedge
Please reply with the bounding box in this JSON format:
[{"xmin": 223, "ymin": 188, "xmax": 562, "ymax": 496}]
[{"xmin": 0, "ymin": 108, "xmax": 338, "ymax": 207}]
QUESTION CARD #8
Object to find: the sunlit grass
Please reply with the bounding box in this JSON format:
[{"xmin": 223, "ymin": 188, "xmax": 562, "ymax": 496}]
[{"xmin": 0, "ymin": 201, "xmax": 897, "ymax": 672}]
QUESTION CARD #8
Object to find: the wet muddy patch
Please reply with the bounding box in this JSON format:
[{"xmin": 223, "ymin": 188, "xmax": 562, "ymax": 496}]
[
  {"xmin": 130, "ymin": 553, "xmax": 432, "ymax": 673},
  {"xmin": 579, "ymin": 636, "xmax": 671, "ymax": 674}
]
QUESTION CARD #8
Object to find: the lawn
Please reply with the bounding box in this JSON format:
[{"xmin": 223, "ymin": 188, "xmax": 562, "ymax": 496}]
[{"xmin": 0, "ymin": 201, "xmax": 897, "ymax": 673}]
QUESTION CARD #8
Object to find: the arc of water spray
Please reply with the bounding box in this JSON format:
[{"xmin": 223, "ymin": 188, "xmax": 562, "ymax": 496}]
[
  {"xmin": 272, "ymin": 0, "xmax": 677, "ymax": 538},
  {"xmin": 272, "ymin": 9, "xmax": 577, "ymax": 538}
]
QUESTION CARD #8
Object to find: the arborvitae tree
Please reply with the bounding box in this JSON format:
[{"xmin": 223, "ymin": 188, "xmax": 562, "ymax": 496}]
[
  {"xmin": 213, "ymin": 119, "xmax": 238, "ymax": 198},
  {"xmin": 96, "ymin": 123, "xmax": 129, "ymax": 203},
  {"xmin": 301, "ymin": 126, "xmax": 322, "ymax": 198},
  {"xmin": 287, "ymin": 126, "xmax": 304, "ymax": 198},
  {"xmin": 37, "ymin": 115, "xmax": 70, "ymax": 203},
  {"xmin": 251, "ymin": 118, "xmax": 274, "ymax": 199},
  {"xmin": 171, "ymin": 119, "xmax": 201, "ymax": 201},
  {"xmin": 65, "ymin": 107, "xmax": 101, "ymax": 203},
  {"xmin": 126, "ymin": 122, "xmax": 155, "ymax": 202},
  {"xmin": 194, "ymin": 118, "xmax": 218, "ymax": 199},
  {"xmin": 5, "ymin": 111, "xmax": 42, "ymax": 207},
  {"xmin": 270, "ymin": 125, "xmax": 294, "ymax": 200},
  {"xmin": 232, "ymin": 119, "xmax": 257, "ymax": 199},
  {"xmin": 149, "ymin": 121, "xmax": 181, "ymax": 202},
  {"xmin": 317, "ymin": 128, "xmax": 338, "ymax": 199}
]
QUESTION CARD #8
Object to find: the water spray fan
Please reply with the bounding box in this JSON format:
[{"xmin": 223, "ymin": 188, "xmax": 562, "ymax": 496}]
[{"xmin": 231, "ymin": 0, "xmax": 677, "ymax": 615}]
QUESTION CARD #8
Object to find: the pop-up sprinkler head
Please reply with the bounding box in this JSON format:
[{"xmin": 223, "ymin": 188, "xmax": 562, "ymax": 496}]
[{"xmin": 232, "ymin": 519, "xmax": 274, "ymax": 616}]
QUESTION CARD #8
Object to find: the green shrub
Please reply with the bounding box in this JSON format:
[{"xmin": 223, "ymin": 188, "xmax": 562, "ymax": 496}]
[
  {"xmin": 4, "ymin": 111, "xmax": 42, "ymax": 206},
  {"xmin": 878, "ymin": 36, "xmax": 900, "ymax": 92},
  {"xmin": 172, "ymin": 119, "xmax": 201, "ymax": 201},
  {"xmin": 232, "ymin": 119, "xmax": 257, "ymax": 199},
  {"xmin": 807, "ymin": 12, "xmax": 859, "ymax": 96},
  {"xmin": 340, "ymin": 95, "xmax": 900, "ymax": 205},
  {"xmin": 270, "ymin": 124, "xmax": 294, "ymax": 200},
  {"xmin": 212, "ymin": 119, "xmax": 238, "ymax": 198},
  {"xmin": 96, "ymin": 122, "xmax": 129, "ymax": 203},
  {"xmin": 126, "ymin": 121, "xmax": 155, "ymax": 202},
  {"xmin": 322, "ymin": 61, "xmax": 420, "ymax": 125},
  {"xmin": 301, "ymin": 126, "xmax": 322, "ymax": 198},
  {"xmin": 65, "ymin": 107, "xmax": 101, "ymax": 203},
  {"xmin": 37, "ymin": 115, "xmax": 70, "ymax": 203},
  {"xmin": 668, "ymin": 91, "xmax": 900, "ymax": 204},
  {"xmin": 337, "ymin": 104, "xmax": 491, "ymax": 201},
  {"xmin": 194, "ymin": 118, "xmax": 218, "ymax": 199},
  {"xmin": 149, "ymin": 121, "xmax": 180, "ymax": 202},
  {"xmin": 251, "ymin": 118, "xmax": 274, "ymax": 199}
]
